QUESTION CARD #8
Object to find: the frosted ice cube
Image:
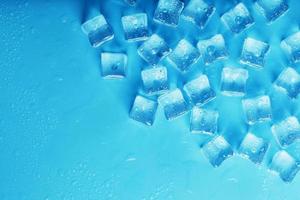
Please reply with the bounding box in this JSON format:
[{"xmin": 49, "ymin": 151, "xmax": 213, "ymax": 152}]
[
  {"xmin": 271, "ymin": 116, "xmax": 300, "ymax": 147},
  {"xmin": 190, "ymin": 107, "xmax": 218, "ymax": 135},
  {"xmin": 101, "ymin": 52, "xmax": 127, "ymax": 79},
  {"xmin": 239, "ymin": 133, "xmax": 268, "ymax": 164},
  {"xmin": 221, "ymin": 3, "xmax": 254, "ymax": 34},
  {"xmin": 129, "ymin": 95, "xmax": 158, "ymax": 126},
  {"xmin": 240, "ymin": 38, "xmax": 270, "ymax": 69},
  {"xmin": 281, "ymin": 32, "xmax": 300, "ymax": 64},
  {"xmin": 202, "ymin": 136, "xmax": 233, "ymax": 167},
  {"xmin": 158, "ymin": 88, "xmax": 189, "ymax": 120},
  {"xmin": 141, "ymin": 66, "xmax": 169, "ymax": 95},
  {"xmin": 153, "ymin": 0, "xmax": 184, "ymax": 27},
  {"xmin": 220, "ymin": 67, "xmax": 249, "ymax": 96},
  {"xmin": 274, "ymin": 67, "xmax": 300, "ymax": 98},
  {"xmin": 81, "ymin": 15, "xmax": 114, "ymax": 48},
  {"xmin": 197, "ymin": 34, "xmax": 228, "ymax": 65},
  {"xmin": 168, "ymin": 39, "xmax": 200, "ymax": 72},
  {"xmin": 183, "ymin": 75, "xmax": 216, "ymax": 105},
  {"xmin": 124, "ymin": 0, "xmax": 136, "ymax": 6},
  {"xmin": 269, "ymin": 150, "xmax": 299, "ymax": 182},
  {"xmin": 242, "ymin": 95, "xmax": 272, "ymax": 125},
  {"xmin": 137, "ymin": 34, "xmax": 171, "ymax": 65},
  {"xmin": 121, "ymin": 13, "xmax": 149, "ymax": 42},
  {"xmin": 182, "ymin": 0, "xmax": 215, "ymax": 29},
  {"xmin": 256, "ymin": 0, "xmax": 289, "ymax": 22}
]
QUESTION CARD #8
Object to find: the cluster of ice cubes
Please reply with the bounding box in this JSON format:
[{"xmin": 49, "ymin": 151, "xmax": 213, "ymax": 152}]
[{"xmin": 81, "ymin": 0, "xmax": 300, "ymax": 182}]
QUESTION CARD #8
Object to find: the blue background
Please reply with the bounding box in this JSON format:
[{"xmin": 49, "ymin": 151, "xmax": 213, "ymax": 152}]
[{"xmin": 1, "ymin": 0, "xmax": 300, "ymax": 199}]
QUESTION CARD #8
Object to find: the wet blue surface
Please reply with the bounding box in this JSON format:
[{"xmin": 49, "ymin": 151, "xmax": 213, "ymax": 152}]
[{"xmin": 1, "ymin": 0, "xmax": 300, "ymax": 199}]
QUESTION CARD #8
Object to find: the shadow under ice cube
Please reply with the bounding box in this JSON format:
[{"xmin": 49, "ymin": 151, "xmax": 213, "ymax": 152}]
[
  {"xmin": 269, "ymin": 150, "xmax": 299, "ymax": 182},
  {"xmin": 202, "ymin": 136, "xmax": 233, "ymax": 167},
  {"xmin": 239, "ymin": 133, "xmax": 268, "ymax": 164},
  {"xmin": 271, "ymin": 116, "xmax": 300, "ymax": 147},
  {"xmin": 281, "ymin": 31, "xmax": 300, "ymax": 64},
  {"xmin": 240, "ymin": 37, "xmax": 270, "ymax": 69},
  {"xmin": 221, "ymin": 67, "xmax": 249, "ymax": 96},
  {"xmin": 81, "ymin": 15, "xmax": 114, "ymax": 48},
  {"xmin": 129, "ymin": 95, "xmax": 158, "ymax": 126},
  {"xmin": 190, "ymin": 107, "xmax": 218, "ymax": 135},
  {"xmin": 182, "ymin": 0, "xmax": 215, "ymax": 29},
  {"xmin": 197, "ymin": 34, "xmax": 228, "ymax": 65},
  {"xmin": 274, "ymin": 67, "xmax": 300, "ymax": 99},
  {"xmin": 141, "ymin": 66, "xmax": 169, "ymax": 95},
  {"xmin": 138, "ymin": 34, "xmax": 171, "ymax": 65},
  {"xmin": 255, "ymin": 0, "xmax": 289, "ymax": 23},
  {"xmin": 242, "ymin": 95, "xmax": 272, "ymax": 125},
  {"xmin": 158, "ymin": 88, "xmax": 189, "ymax": 120},
  {"xmin": 153, "ymin": 0, "xmax": 184, "ymax": 27},
  {"xmin": 121, "ymin": 13, "xmax": 149, "ymax": 42},
  {"xmin": 101, "ymin": 52, "xmax": 127, "ymax": 79},
  {"xmin": 183, "ymin": 75, "xmax": 216, "ymax": 105},
  {"xmin": 168, "ymin": 39, "xmax": 200, "ymax": 72},
  {"xmin": 221, "ymin": 3, "xmax": 254, "ymax": 34}
]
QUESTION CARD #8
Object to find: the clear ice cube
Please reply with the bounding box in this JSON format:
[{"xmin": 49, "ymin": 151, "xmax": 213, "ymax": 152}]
[
  {"xmin": 190, "ymin": 107, "xmax": 218, "ymax": 135},
  {"xmin": 158, "ymin": 88, "xmax": 189, "ymax": 120},
  {"xmin": 141, "ymin": 66, "xmax": 169, "ymax": 95},
  {"xmin": 168, "ymin": 39, "xmax": 200, "ymax": 72},
  {"xmin": 124, "ymin": 0, "xmax": 136, "ymax": 6},
  {"xmin": 271, "ymin": 116, "xmax": 300, "ymax": 147},
  {"xmin": 197, "ymin": 34, "xmax": 228, "ymax": 65},
  {"xmin": 242, "ymin": 95, "xmax": 272, "ymax": 125},
  {"xmin": 153, "ymin": 0, "xmax": 184, "ymax": 27},
  {"xmin": 256, "ymin": 0, "xmax": 289, "ymax": 22},
  {"xmin": 274, "ymin": 67, "xmax": 300, "ymax": 98},
  {"xmin": 101, "ymin": 52, "xmax": 127, "ymax": 79},
  {"xmin": 239, "ymin": 133, "xmax": 268, "ymax": 164},
  {"xmin": 220, "ymin": 67, "xmax": 249, "ymax": 96},
  {"xmin": 240, "ymin": 37, "xmax": 270, "ymax": 69},
  {"xmin": 129, "ymin": 95, "xmax": 158, "ymax": 126},
  {"xmin": 81, "ymin": 15, "xmax": 114, "ymax": 48},
  {"xmin": 221, "ymin": 3, "xmax": 254, "ymax": 34},
  {"xmin": 137, "ymin": 34, "xmax": 171, "ymax": 65},
  {"xmin": 183, "ymin": 74, "xmax": 216, "ymax": 105},
  {"xmin": 269, "ymin": 150, "xmax": 299, "ymax": 182},
  {"xmin": 121, "ymin": 13, "xmax": 149, "ymax": 42},
  {"xmin": 182, "ymin": 0, "xmax": 215, "ymax": 29},
  {"xmin": 202, "ymin": 136, "xmax": 233, "ymax": 167},
  {"xmin": 281, "ymin": 31, "xmax": 300, "ymax": 64}
]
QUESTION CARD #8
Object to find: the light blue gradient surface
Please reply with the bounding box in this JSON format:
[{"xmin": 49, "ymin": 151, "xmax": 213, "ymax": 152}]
[{"xmin": 1, "ymin": 0, "xmax": 300, "ymax": 199}]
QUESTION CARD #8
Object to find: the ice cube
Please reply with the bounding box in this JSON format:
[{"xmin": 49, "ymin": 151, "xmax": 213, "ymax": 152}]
[
  {"xmin": 242, "ymin": 95, "xmax": 272, "ymax": 125},
  {"xmin": 141, "ymin": 66, "xmax": 169, "ymax": 95},
  {"xmin": 269, "ymin": 150, "xmax": 299, "ymax": 182},
  {"xmin": 281, "ymin": 31, "xmax": 300, "ymax": 64},
  {"xmin": 202, "ymin": 136, "xmax": 233, "ymax": 167},
  {"xmin": 81, "ymin": 15, "xmax": 114, "ymax": 48},
  {"xmin": 124, "ymin": 0, "xmax": 136, "ymax": 6},
  {"xmin": 168, "ymin": 39, "xmax": 200, "ymax": 72},
  {"xmin": 274, "ymin": 67, "xmax": 300, "ymax": 98},
  {"xmin": 158, "ymin": 88, "xmax": 189, "ymax": 120},
  {"xmin": 153, "ymin": 0, "xmax": 184, "ymax": 27},
  {"xmin": 182, "ymin": 0, "xmax": 215, "ymax": 29},
  {"xmin": 271, "ymin": 116, "xmax": 300, "ymax": 147},
  {"xmin": 239, "ymin": 133, "xmax": 268, "ymax": 164},
  {"xmin": 121, "ymin": 13, "xmax": 149, "ymax": 42},
  {"xmin": 190, "ymin": 107, "xmax": 219, "ymax": 135},
  {"xmin": 220, "ymin": 67, "xmax": 249, "ymax": 96},
  {"xmin": 129, "ymin": 95, "xmax": 158, "ymax": 126},
  {"xmin": 197, "ymin": 34, "xmax": 228, "ymax": 65},
  {"xmin": 137, "ymin": 34, "xmax": 171, "ymax": 65},
  {"xmin": 255, "ymin": 0, "xmax": 289, "ymax": 23},
  {"xmin": 240, "ymin": 37, "xmax": 270, "ymax": 69},
  {"xmin": 221, "ymin": 3, "xmax": 254, "ymax": 34},
  {"xmin": 183, "ymin": 75, "xmax": 216, "ymax": 105},
  {"xmin": 101, "ymin": 52, "xmax": 127, "ymax": 79}
]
